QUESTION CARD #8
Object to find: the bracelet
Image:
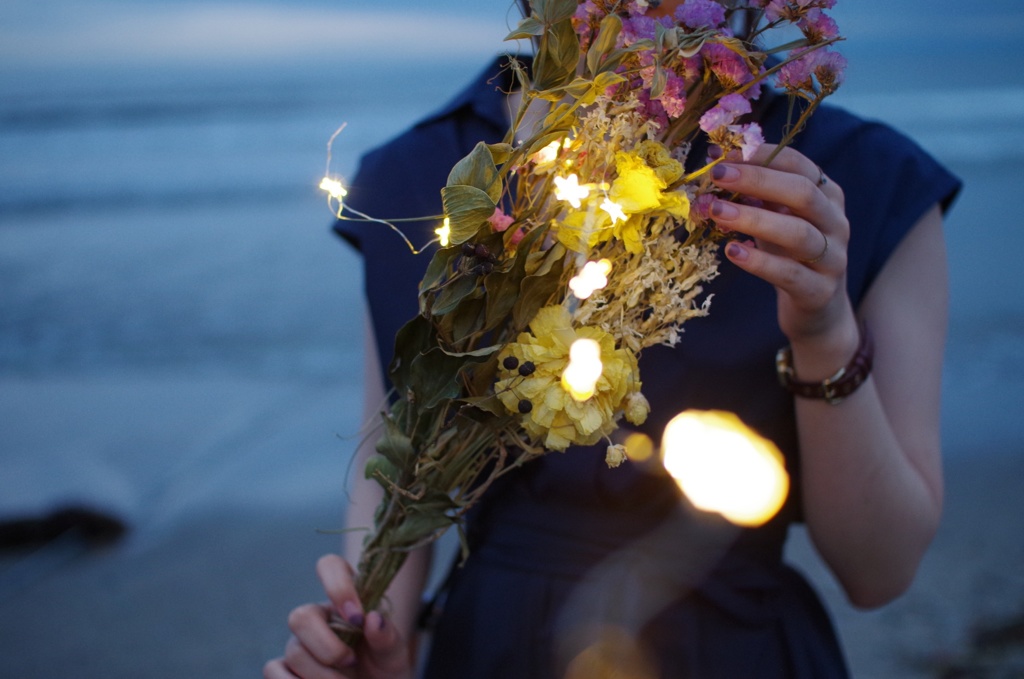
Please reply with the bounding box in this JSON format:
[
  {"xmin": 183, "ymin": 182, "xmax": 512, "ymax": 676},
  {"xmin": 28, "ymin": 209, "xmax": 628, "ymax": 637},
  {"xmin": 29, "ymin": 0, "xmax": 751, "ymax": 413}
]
[{"xmin": 775, "ymin": 323, "xmax": 873, "ymax": 405}]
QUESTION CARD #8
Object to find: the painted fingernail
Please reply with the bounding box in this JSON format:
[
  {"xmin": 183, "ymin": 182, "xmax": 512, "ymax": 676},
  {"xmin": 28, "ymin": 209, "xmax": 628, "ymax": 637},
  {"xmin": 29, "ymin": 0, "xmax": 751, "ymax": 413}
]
[
  {"xmin": 710, "ymin": 200, "xmax": 739, "ymax": 219},
  {"xmin": 342, "ymin": 601, "xmax": 364, "ymax": 628},
  {"xmin": 711, "ymin": 164, "xmax": 739, "ymax": 182},
  {"xmin": 726, "ymin": 241, "xmax": 748, "ymax": 261},
  {"xmin": 708, "ymin": 145, "xmax": 723, "ymax": 160}
]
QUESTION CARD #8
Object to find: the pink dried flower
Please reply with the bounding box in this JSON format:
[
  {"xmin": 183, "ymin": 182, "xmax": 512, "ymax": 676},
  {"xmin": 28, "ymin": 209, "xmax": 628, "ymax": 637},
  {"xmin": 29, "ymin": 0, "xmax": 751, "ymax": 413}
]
[
  {"xmin": 703, "ymin": 42, "xmax": 754, "ymax": 89},
  {"xmin": 812, "ymin": 48, "xmax": 847, "ymax": 92},
  {"xmin": 798, "ymin": 8, "xmax": 840, "ymax": 42},
  {"xmin": 572, "ymin": 0, "xmax": 603, "ymax": 43},
  {"xmin": 761, "ymin": 0, "xmax": 836, "ymax": 22},
  {"xmin": 656, "ymin": 72, "xmax": 688, "ymax": 119},
  {"xmin": 776, "ymin": 49, "xmax": 815, "ymax": 92},
  {"xmin": 675, "ymin": 0, "xmax": 726, "ymax": 30},
  {"xmin": 620, "ymin": 15, "xmax": 660, "ymax": 44},
  {"xmin": 637, "ymin": 88, "xmax": 670, "ymax": 129},
  {"xmin": 488, "ymin": 207, "xmax": 515, "ymax": 233},
  {"xmin": 777, "ymin": 46, "xmax": 847, "ymax": 94},
  {"xmin": 692, "ymin": 192, "xmax": 715, "ymax": 226},
  {"xmin": 731, "ymin": 122, "xmax": 764, "ymax": 160},
  {"xmin": 699, "ymin": 93, "xmax": 752, "ymax": 132}
]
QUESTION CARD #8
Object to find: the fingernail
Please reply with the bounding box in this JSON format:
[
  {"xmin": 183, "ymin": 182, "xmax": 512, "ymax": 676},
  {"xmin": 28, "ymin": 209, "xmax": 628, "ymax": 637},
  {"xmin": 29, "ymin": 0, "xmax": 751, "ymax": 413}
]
[
  {"xmin": 726, "ymin": 241, "xmax": 748, "ymax": 261},
  {"xmin": 711, "ymin": 164, "xmax": 739, "ymax": 182},
  {"xmin": 342, "ymin": 601, "xmax": 364, "ymax": 628},
  {"xmin": 710, "ymin": 200, "xmax": 739, "ymax": 219},
  {"xmin": 708, "ymin": 145, "xmax": 723, "ymax": 160}
]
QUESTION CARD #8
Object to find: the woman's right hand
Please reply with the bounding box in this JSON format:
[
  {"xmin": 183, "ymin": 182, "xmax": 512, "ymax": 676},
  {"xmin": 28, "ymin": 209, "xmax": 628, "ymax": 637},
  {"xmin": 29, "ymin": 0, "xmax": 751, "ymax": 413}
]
[{"xmin": 263, "ymin": 555, "xmax": 414, "ymax": 679}]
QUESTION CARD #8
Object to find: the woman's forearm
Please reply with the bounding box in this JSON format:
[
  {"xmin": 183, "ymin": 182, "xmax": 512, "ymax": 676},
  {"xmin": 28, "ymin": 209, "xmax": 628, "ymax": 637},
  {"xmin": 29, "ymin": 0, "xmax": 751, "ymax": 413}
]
[{"xmin": 793, "ymin": 207, "xmax": 947, "ymax": 608}]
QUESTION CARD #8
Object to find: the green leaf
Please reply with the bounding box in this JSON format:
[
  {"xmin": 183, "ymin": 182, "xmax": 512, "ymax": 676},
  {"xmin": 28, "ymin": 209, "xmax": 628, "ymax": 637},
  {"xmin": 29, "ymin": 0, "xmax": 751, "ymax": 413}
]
[
  {"xmin": 487, "ymin": 142, "xmax": 515, "ymax": 166},
  {"xmin": 443, "ymin": 294, "xmax": 486, "ymax": 345},
  {"xmin": 441, "ymin": 185, "xmax": 495, "ymax": 245},
  {"xmin": 532, "ymin": 0, "xmax": 577, "ymax": 23},
  {"xmin": 504, "ymin": 15, "xmax": 544, "ymax": 41},
  {"xmin": 389, "ymin": 315, "xmax": 434, "ymax": 395},
  {"xmin": 364, "ymin": 453, "xmax": 400, "ymax": 484},
  {"xmin": 389, "ymin": 511, "xmax": 453, "ymax": 548},
  {"xmin": 447, "ymin": 141, "xmax": 502, "ymax": 203},
  {"xmin": 459, "ymin": 394, "xmax": 506, "ymax": 417},
  {"xmin": 375, "ymin": 421, "xmax": 414, "ymax": 467},
  {"xmin": 586, "ymin": 13, "xmax": 622, "ymax": 77},
  {"xmin": 512, "ymin": 251, "xmax": 566, "ymax": 330},
  {"xmin": 678, "ymin": 33, "xmax": 707, "ymax": 59},
  {"xmin": 409, "ymin": 347, "xmax": 465, "ymax": 410},
  {"xmin": 483, "ymin": 225, "xmax": 547, "ymax": 330},
  {"xmin": 418, "ymin": 245, "xmax": 461, "ymax": 299},
  {"xmin": 440, "ymin": 344, "xmax": 502, "ymax": 359},
  {"xmin": 432, "ymin": 274, "xmax": 481, "ymax": 318},
  {"xmin": 534, "ymin": 18, "xmax": 579, "ymax": 92},
  {"xmin": 650, "ymin": 61, "xmax": 667, "ymax": 99}
]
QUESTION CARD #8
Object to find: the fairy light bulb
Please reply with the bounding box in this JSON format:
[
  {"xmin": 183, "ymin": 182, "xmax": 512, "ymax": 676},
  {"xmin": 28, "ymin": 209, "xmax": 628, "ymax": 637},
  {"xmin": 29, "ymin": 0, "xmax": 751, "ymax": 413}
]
[
  {"xmin": 532, "ymin": 140, "xmax": 561, "ymax": 165},
  {"xmin": 600, "ymin": 197, "xmax": 627, "ymax": 224},
  {"xmin": 569, "ymin": 259, "xmax": 613, "ymax": 300},
  {"xmin": 554, "ymin": 174, "xmax": 590, "ymax": 209},
  {"xmin": 661, "ymin": 410, "xmax": 789, "ymax": 527},
  {"xmin": 435, "ymin": 217, "xmax": 451, "ymax": 247},
  {"xmin": 561, "ymin": 338, "xmax": 603, "ymax": 401},
  {"xmin": 319, "ymin": 177, "xmax": 347, "ymax": 200}
]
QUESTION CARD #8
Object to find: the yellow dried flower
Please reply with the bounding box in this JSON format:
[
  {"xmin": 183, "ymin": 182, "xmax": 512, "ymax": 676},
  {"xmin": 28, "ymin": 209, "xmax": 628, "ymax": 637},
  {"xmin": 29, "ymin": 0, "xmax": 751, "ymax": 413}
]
[
  {"xmin": 605, "ymin": 443, "xmax": 628, "ymax": 468},
  {"xmin": 635, "ymin": 140, "xmax": 684, "ymax": 185},
  {"xmin": 496, "ymin": 305, "xmax": 644, "ymax": 451}
]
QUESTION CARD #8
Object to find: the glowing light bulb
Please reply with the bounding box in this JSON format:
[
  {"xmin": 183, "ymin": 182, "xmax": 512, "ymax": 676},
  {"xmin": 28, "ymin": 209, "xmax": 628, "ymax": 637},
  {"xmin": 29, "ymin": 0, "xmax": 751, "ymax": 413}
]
[
  {"xmin": 532, "ymin": 140, "xmax": 561, "ymax": 165},
  {"xmin": 600, "ymin": 197, "xmax": 627, "ymax": 224},
  {"xmin": 568, "ymin": 259, "xmax": 613, "ymax": 300},
  {"xmin": 554, "ymin": 174, "xmax": 590, "ymax": 209},
  {"xmin": 661, "ymin": 410, "xmax": 789, "ymax": 527},
  {"xmin": 561, "ymin": 338, "xmax": 603, "ymax": 401},
  {"xmin": 319, "ymin": 177, "xmax": 348, "ymax": 200},
  {"xmin": 435, "ymin": 217, "xmax": 451, "ymax": 247}
]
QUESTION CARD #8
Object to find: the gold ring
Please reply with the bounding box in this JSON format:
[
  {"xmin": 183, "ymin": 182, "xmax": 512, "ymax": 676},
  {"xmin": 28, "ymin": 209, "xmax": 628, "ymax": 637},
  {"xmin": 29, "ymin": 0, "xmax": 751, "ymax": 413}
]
[
  {"xmin": 816, "ymin": 165, "xmax": 828, "ymax": 187},
  {"xmin": 801, "ymin": 230, "xmax": 828, "ymax": 265}
]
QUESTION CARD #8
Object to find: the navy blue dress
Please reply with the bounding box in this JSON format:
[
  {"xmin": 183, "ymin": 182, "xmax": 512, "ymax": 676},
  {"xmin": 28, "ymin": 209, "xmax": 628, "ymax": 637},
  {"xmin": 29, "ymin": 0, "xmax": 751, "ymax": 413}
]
[{"xmin": 336, "ymin": 58, "xmax": 961, "ymax": 678}]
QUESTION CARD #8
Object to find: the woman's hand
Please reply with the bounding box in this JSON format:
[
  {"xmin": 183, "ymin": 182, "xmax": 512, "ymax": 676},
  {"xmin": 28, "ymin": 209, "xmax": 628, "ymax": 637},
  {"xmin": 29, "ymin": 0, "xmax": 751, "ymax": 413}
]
[
  {"xmin": 263, "ymin": 555, "xmax": 414, "ymax": 679},
  {"xmin": 709, "ymin": 143, "xmax": 855, "ymax": 349}
]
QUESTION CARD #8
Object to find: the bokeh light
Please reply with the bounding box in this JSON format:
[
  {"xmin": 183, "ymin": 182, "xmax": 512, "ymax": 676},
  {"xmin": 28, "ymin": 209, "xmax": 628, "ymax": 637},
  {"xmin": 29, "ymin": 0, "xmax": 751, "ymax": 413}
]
[{"xmin": 661, "ymin": 410, "xmax": 789, "ymax": 527}]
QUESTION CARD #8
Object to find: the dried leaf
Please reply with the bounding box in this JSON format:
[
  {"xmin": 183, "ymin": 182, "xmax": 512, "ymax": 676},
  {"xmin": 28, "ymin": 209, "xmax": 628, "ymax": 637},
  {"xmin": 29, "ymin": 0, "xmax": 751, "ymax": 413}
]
[
  {"xmin": 587, "ymin": 13, "xmax": 622, "ymax": 77},
  {"xmin": 447, "ymin": 141, "xmax": 502, "ymax": 203},
  {"xmin": 440, "ymin": 185, "xmax": 495, "ymax": 245}
]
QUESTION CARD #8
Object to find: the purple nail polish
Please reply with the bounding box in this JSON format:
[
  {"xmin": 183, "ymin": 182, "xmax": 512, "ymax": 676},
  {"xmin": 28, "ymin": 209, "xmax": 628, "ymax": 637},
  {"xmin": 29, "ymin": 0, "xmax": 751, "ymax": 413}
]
[
  {"xmin": 342, "ymin": 601, "xmax": 365, "ymax": 628},
  {"xmin": 712, "ymin": 164, "xmax": 739, "ymax": 182},
  {"xmin": 710, "ymin": 200, "xmax": 738, "ymax": 219},
  {"xmin": 708, "ymin": 145, "xmax": 723, "ymax": 160},
  {"xmin": 726, "ymin": 241, "xmax": 747, "ymax": 261}
]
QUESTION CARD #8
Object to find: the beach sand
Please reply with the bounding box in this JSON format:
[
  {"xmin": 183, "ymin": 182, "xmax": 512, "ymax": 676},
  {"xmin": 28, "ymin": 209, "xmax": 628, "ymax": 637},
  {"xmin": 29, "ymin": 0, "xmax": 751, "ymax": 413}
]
[{"xmin": 1, "ymin": 374, "xmax": 1022, "ymax": 679}]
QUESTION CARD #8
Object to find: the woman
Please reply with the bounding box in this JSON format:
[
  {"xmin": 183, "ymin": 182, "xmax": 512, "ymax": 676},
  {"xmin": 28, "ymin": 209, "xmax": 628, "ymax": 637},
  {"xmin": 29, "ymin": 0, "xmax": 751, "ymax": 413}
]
[{"xmin": 265, "ymin": 2, "xmax": 960, "ymax": 677}]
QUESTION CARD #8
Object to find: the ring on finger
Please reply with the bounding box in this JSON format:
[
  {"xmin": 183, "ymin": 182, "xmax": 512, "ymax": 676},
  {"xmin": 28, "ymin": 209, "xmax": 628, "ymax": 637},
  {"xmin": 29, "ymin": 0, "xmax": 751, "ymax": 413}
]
[
  {"xmin": 816, "ymin": 164, "xmax": 828, "ymax": 187},
  {"xmin": 800, "ymin": 230, "xmax": 828, "ymax": 265}
]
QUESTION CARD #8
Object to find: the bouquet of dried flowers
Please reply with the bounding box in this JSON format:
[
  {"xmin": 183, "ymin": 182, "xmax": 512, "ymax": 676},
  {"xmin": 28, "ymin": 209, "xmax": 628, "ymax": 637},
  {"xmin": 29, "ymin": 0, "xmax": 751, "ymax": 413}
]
[{"xmin": 323, "ymin": 0, "xmax": 845, "ymax": 639}]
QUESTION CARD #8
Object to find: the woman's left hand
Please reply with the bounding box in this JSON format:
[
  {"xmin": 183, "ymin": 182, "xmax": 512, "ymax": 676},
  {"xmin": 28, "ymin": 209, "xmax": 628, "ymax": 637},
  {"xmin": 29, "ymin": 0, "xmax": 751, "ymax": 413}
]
[{"xmin": 708, "ymin": 143, "xmax": 853, "ymax": 345}]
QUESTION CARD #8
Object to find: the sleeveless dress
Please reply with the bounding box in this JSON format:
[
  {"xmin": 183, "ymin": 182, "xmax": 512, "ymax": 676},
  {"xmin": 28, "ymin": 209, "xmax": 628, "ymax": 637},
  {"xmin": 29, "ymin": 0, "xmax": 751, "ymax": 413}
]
[{"xmin": 336, "ymin": 58, "xmax": 961, "ymax": 679}]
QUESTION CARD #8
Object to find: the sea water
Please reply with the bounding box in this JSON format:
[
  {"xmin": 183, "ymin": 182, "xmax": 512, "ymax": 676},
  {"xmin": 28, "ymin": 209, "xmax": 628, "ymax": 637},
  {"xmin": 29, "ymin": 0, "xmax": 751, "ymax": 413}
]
[{"xmin": 1, "ymin": 0, "xmax": 1023, "ymax": 455}]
